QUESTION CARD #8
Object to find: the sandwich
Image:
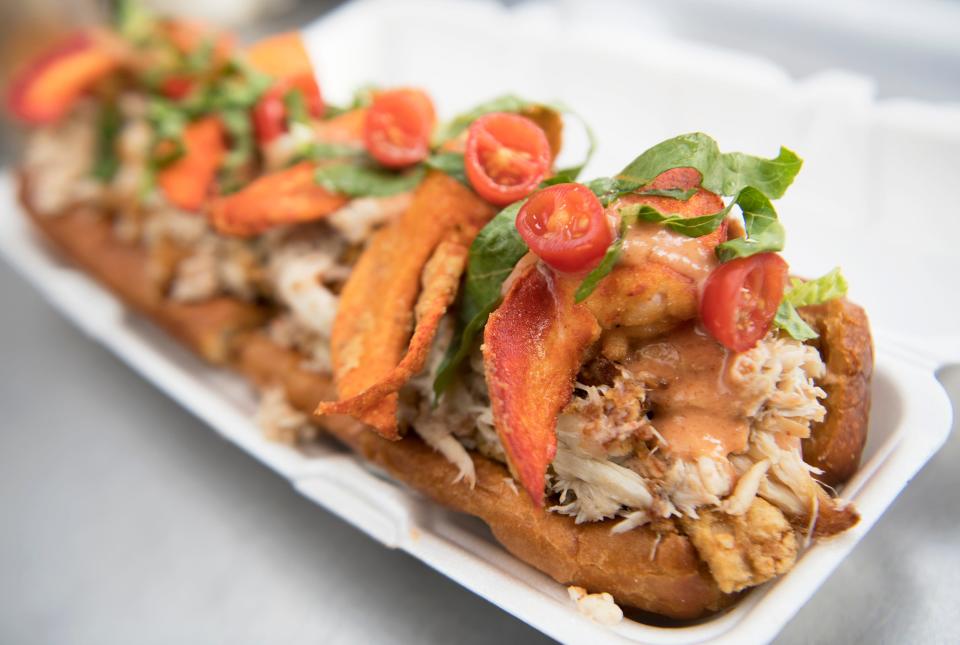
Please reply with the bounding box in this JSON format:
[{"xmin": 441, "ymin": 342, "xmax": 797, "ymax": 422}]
[
  {"xmin": 313, "ymin": 133, "xmax": 873, "ymax": 618},
  {"xmin": 8, "ymin": 1, "xmax": 872, "ymax": 622}
]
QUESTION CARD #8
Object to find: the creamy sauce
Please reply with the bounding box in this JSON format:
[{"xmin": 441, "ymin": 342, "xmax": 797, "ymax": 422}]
[
  {"xmin": 620, "ymin": 222, "xmax": 718, "ymax": 287},
  {"xmin": 626, "ymin": 324, "xmax": 748, "ymax": 460}
]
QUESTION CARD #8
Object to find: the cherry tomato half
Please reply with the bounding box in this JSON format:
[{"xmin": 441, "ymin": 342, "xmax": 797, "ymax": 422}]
[
  {"xmin": 363, "ymin": 88, "xmax": 435, "ymax": 168},
  {"xmin": 252, "ymin": 73, "xmax": 324, "ymax": 144},
  {"xmin": 465, "ymin": 112, "xmax": 550, "ymax": 206},
  {"xmin": 699, "ymin": 252, "xmax": 789, "ymax": 352},
  {"xmin": 516, "ymin": 183, "xmax": 612, "ymax": 274},
  {"xmin": 160, "ymin": 75, "xmax": 194, "ymax": 100}
]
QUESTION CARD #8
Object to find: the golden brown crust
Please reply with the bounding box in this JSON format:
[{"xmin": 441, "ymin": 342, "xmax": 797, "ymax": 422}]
[
  {"xmin": 19, "ymin": 174, "xmax": 269, "ymax": 363},
  {"xmin": 801, "ymin": 299, "xmax": 874, "ymax": 487},
  {"xmin": 235, "ymin": 333, "xmax": 731, "ymax": 619}
]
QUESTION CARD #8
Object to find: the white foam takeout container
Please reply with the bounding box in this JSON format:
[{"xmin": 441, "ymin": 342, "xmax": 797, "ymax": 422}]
[{"xmin": 1, "ymin": 1, "xmax": 958, "ymax": 642}]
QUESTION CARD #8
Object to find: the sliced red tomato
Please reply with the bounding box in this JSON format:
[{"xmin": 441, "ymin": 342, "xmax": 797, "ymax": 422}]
[
  {"xmin": 465, "ymin": 112, "xmax": 550, "ymax": 206},
  {"xmin": 252, "ymin": 72, "xmax": 324, "ymax": 144},
  {"xmin": 700, "ymin": 252, "xmax": 789, "ymax": 352},
  {"xmin": 363, "ymin": 88, "xmax": 435, "ymax": 168},
  {"xmin": 160, "ymin": 75, "xmax": 194, "ymax": 100},
  {"xmin": 6, "ymin": 31, "xmax": 120, "ymax": 124},
  {"xmin": 515, "ymin": 183, "xmax": 611, "ymax": 274}
]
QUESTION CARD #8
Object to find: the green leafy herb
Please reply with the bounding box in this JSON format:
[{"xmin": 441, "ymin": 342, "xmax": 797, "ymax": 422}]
[
  {"xmin": 627, "ymin": 203, "xmax": 730, "ymax": 237},
  {"xmin": 715, "ymin": 187, "xmax": 786, "ymax": 262},
  {"xmin": 297, "ymin": 141, "xmax": 366, "ymax": 163},
  {"xmin": 425, "ymin": 152, "xmax": 467, "ymax": 185},
  {"xmin": 574, "ymin": 236, "xmax": 623, "ymax": 303},
  {"xmin": 774, "ymin": 268, "xmax": 848, "ymax": 340},
  {"xmin": 552, "ymin": 107, "xmax": 596, "ymax": 181},
  {"xmin": 112, "ymin": 0, "xmax": 153, "ymax": 44},
  {"xmin": 324, "ymin": 84, "xmax": 378, "ymax": 117},
  {"xmin": 218, "ymin": 108, "xmax": 255, "ymax": 194},
  {"xmin": 618, "ymin": 132, "xmax": 802, "ymax": 200},
  {"xmin": 284, "ymin": 87, "xmax": 310, "ymax": 128},
  {"xmin": 92, "ymin": 103, "xmax": 122, "ymax": 183},
  {"xmin": 314, "ymin": 163, "xmax": 425, "ymax": 198},
  {"xmin": 147, "ymin": 98, "xmax": 187, "ymax": 168},
  {"xmin": 432, "ymin": 95, "xmax": 534, "ymax": 146},
  {"xmin": 433, "ymin": 201, "xmax": 528, "ymax": 395},
  {"xmin": 638, "ymin": 188, "xmax": 697, "ymax": 200}
]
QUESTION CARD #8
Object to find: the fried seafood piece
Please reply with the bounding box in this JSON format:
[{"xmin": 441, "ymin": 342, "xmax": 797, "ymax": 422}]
[
  {"xmin": 483, "ymin": 261, "xmax": 600, "ymax": 504},
  {"xmin": 323, "ymin": 172, "xmax": 496, "ymax": 438},
  {"xmin": 583, "ymin": 167, "xmax": 727, "ymax": 342},
  {"xmin": 800, "ymin": 299, "xmax": 874, "ymax": 486},
  {"xmin": 680, "ymin": 497, "xmax": 797, "ymax": 594}
]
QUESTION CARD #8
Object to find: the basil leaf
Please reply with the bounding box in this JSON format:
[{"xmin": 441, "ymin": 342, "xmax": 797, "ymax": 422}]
[
  {"xmin": 112, "ymin": 0, "xmax": 153, "ymax": 44},
  {"xmin": 774, "ymin": 268, "xmax": 848, "ymax": 341},
  {"xmin": 324, "ymin": 84, "xmax": 378, "ymax": 118},
  {"xmin": 624, "ymin": 203, "xmax": 730, "ymax": 237},
  {"xmin": 147, "ymin": 99, "xmax": 187, "ymax": 168},
  {"xmin": 433, "ymin": 201, "xmax": 528, "ymax": 394},
  {"xmin": 218, "ymin": 108, "xmax": 255, "ymax": 194},
  {"xmin": 715, "ymin": 187, "xmax": 785, "ymax": 261},
  {"xmin": 283, "ymin": 87, "xmax": 310, "ymax": 127},
  {"xmin": 93, "ymin": 102, "xmax": 122, "ymax": 183},
  {"xmin": 432, "ymin": 95, "xmax": 534, "ymax": 146},
  {"xmin": 553, "ymin": 107, "xmax": 597, "ymax": 181},
  {"xmin": 425, "ymin": 152, "xmax": 467, "ymax": 185},
  {"xmin": 618, "ymin": 132, "xmax": 802, "ymax": 200},
  {"xmin": 639, "ymin": 188, "xmax": 696, "ymax": 200},
  {"xmin": 314, "ymin": 163, "xmax": 425, "ymax": 198},
  {"xmin": 584, "ymin": 176, "xmax": 642, "ymax": 206},
  {"xmin": 298, "ymin": 141, "xmax": 366, "ymax": 163},
  {"xmin": 574, "ymin": 236, "xmax": 623, "ymax": 304}
]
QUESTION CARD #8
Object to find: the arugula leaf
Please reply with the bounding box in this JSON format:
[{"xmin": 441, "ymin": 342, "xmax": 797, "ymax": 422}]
[
  {"xmin": 715, "ymin": 187, "xmax": 786, "ymax": 262},
  {"xmin": 314, "ymin": 163, "xmax": 425, "ymax": 198},
  {"xmin": 425, "ymin": 152, "xmax": 467, "ymax": 185},
  {"xmin": 618, "ymin": 133, "xmax": 801, "ymax": 199},
  {"xmin": 774, "ymin": 268, "xmax": 848, "ymax": 340},
  {"xmin": 433, "ymin": 201, "xmax": 528, "ymax": 394},
  {"xmin": 93, "ymin": 103, "xmax": 122, "ymax": 183}
]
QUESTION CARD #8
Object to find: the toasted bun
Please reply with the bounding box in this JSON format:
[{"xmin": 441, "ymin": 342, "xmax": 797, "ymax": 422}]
[
  {"xmin": 19, "ymin": 175, "xmax": 268, "ymax": 363},
  {"xmin": 801, "ymin": 300, "xmax": 874, "ymax": 486},
  {"xmin": 236, "ymin": 333, "xmax": 731, "ymax": 619}
]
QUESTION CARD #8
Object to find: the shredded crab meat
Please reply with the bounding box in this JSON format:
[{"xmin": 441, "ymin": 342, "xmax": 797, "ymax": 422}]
[
  {"xmin": 24, "ymin": 102, "xmax": 101, "ymax": 215},
  {"xmin": 550, "ymin": 420, "xmax": 654, "ymax": 523},
  {"xmin": 256, "ymin": 386, "xmax": 319, "ymax": 444}
]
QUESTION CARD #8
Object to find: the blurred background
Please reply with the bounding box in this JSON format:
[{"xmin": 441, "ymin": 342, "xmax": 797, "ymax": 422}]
[{"xmin": 1, "ymin": 1, "xmax": 958, "ymax": 644}]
